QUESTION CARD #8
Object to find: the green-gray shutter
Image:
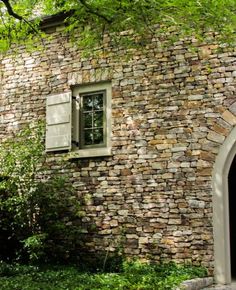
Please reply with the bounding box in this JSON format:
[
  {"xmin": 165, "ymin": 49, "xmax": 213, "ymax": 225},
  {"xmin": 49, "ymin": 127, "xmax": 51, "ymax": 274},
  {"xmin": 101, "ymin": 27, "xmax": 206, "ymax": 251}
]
[{"xmin": 45, "ymin": 92, "xmax": 72, "ymax": 152}]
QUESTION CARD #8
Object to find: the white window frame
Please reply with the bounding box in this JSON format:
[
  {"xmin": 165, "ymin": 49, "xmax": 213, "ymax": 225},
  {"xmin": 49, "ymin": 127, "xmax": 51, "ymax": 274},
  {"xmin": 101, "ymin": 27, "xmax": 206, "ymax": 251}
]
[{"xmin": 72, "ymin": 82, "xmax": 112, "ymax": 158}]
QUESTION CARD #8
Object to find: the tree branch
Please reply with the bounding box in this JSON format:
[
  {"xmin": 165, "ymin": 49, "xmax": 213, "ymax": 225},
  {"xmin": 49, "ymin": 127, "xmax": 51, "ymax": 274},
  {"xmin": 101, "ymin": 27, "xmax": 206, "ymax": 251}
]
[
  {"xmin": 78, "ymin": 0, "xmax": 112, "ymax": 24},
  {"xmin": 0, "ymin": 0, "xmax": 23, "ymax": 20},
  {"xmin": 0, "ymin": 0, "xmax": 40, "ymax": 35}
]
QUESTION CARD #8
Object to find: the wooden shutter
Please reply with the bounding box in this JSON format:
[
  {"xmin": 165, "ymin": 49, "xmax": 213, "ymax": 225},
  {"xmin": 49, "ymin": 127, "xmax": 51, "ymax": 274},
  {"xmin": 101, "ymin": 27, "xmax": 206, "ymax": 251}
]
[{"xmin": 45, "ymin": 92, "xmax": 72, "ymax": 152}]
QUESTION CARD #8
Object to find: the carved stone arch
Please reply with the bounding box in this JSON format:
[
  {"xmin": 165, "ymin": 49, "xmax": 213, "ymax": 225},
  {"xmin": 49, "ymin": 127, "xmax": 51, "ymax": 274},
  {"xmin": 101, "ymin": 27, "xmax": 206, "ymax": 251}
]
[{"xmin": 213, "ymin": 124, "xmax": 236, "ymax": 284}]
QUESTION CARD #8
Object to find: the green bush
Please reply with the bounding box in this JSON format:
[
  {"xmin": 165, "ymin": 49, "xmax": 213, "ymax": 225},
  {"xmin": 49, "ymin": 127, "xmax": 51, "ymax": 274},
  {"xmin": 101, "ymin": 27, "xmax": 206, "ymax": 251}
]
[
  {"xmin": 0, "ymin": 261, "xmax": 208, "ymax": 290},
  {"xmin": 0, "ymin": 123, "xmax": 81, "ymax": 263}
]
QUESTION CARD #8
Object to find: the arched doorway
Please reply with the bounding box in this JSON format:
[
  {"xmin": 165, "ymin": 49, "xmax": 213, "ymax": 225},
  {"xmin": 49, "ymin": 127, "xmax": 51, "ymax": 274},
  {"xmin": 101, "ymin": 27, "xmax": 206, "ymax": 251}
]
[
  {"xmin": 213, "ymin": 126, "xmax": 236, "ymax": 285},
  {"xmin": 229, "ymin": 155, "xmax": 236, "ymax": 279}
]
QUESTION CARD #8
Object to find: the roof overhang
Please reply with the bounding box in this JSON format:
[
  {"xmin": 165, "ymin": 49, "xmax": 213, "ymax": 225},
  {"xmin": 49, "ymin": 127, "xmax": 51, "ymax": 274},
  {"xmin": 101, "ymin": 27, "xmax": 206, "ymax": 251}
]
[{"xmin": 39, "ymin": 10, "xmax": 74, "ymax": 29}]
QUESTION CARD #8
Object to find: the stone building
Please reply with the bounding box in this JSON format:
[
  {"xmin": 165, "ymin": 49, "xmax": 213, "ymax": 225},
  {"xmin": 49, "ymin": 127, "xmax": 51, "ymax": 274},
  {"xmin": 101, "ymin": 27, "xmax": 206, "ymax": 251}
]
[{"xmin": 0, "ymin": 15, "xmax": 236, "ymax": 285}]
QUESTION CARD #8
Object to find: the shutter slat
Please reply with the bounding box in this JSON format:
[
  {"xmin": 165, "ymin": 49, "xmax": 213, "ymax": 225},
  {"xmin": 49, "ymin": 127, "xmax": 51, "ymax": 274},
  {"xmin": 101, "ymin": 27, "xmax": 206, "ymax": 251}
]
[
  {"xmin": 47, "ymin": 104, "xmax": 70, "ymax": 125},
  {"xmin": 47, "ymin": 93, "xmax": 70, "ymax": 105},
  {"xmin": 45, "ymin": 92, "xmax": 72, "ymax": 152}
]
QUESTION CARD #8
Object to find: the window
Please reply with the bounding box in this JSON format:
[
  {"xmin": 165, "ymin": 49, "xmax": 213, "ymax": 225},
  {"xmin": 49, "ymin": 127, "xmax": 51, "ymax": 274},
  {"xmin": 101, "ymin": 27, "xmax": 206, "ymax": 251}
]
[
  {"xmin": 45, "ymin": 82, "xmax": 112, "ymax": 158},
  {"xmin": 76, "ymin": 90, "xmax": 105, "ymax": 148}
]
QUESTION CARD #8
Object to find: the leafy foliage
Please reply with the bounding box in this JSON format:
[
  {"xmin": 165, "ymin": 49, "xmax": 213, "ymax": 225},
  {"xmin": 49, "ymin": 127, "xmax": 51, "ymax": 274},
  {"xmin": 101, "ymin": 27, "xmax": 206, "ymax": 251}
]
[
  {"xmin": 0, "ymin": 0, "xmax": 235, "ymax": 51},
  {"xmin": 0, "ymin": 123, "xmax": 81, "ymax": 263},
  {"xmin": 0, "ymin": 261, "xmax": 207, "ymax": 290}
]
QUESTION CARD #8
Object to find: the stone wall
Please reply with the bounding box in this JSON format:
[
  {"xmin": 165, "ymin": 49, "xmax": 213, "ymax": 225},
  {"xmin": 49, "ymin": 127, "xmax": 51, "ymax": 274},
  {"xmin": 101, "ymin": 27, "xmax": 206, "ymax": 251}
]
[{"xmin": 1, "ymin": 26, "xmax": 236, "ymax": 273}]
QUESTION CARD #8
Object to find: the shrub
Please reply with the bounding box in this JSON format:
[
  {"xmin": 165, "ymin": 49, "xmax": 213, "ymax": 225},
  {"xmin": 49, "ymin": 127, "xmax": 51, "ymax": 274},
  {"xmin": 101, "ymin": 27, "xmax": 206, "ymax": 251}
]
[
  {"xmin": 0, "ymin": 122, "xmax": 81, "ymax": 263},
  {"xmin": 0, "ymin": 261, "xmax": 208, "ymax": 290}
]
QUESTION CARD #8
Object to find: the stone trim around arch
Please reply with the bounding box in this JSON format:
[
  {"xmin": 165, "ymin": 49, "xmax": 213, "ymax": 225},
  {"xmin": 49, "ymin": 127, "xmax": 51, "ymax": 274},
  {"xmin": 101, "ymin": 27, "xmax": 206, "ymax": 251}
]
[{"xmin": 213, "ymin": 125, "xmax": 236, "ymax": 285}]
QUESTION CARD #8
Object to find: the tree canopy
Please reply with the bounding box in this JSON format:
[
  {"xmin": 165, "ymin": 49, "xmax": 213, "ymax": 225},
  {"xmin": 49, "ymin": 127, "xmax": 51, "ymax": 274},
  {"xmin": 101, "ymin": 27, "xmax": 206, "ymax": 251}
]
[{"xmin": 0, "ymin": 0, "xmax": 236, "ymax": 51}]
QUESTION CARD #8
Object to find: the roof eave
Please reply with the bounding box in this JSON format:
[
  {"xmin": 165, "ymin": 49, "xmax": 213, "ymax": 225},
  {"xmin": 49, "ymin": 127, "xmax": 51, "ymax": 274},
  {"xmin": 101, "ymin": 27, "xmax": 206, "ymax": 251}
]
[{"xmin": 39, "ymin": 10, "xmax": 74, "ymax": 29}]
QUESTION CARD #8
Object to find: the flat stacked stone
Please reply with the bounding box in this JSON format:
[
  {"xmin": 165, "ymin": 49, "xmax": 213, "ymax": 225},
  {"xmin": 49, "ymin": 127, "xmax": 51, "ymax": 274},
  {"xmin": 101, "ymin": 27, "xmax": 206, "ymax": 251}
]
[{"xmin": 0, "ymin": 26, "xmax": 236, "ymax": 276}]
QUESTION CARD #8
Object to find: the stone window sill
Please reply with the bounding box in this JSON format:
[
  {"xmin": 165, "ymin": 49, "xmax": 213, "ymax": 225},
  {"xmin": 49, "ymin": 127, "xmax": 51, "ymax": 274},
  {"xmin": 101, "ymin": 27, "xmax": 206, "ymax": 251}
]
[{"xmin": 67, "ymin": 147, "xmax": 112, "ymax": 159}]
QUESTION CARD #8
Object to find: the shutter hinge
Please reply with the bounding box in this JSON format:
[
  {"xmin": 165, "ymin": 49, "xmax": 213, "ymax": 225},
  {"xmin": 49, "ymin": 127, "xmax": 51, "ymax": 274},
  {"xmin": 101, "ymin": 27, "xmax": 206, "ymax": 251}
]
[
  {"xmin": 72, "ymin": 96, "xmax": 80, "ymax": 102},
  {"xmin": 72, "ymin": 140, "xmax": 79, "ymax": 147}
]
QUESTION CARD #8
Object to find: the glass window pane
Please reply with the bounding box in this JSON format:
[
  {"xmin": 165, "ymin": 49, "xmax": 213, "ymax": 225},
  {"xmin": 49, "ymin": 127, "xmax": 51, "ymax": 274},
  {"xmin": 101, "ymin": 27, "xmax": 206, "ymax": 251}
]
[
  {"xmin": 84, "ymin": 129, "xmax": 93, "ymax": 145},
  {"xmin": 83, "ymin": 95, "xmax": 93, "ymax": 111},
  {"xmin": 93, "ymin": 129, "xmax": 103, "ymax": 144},
  {"xmin": 84, "ymin": 113, "xmax": 93, "ymax": 128},
  {"xmin": 80, "ymin": 90, "xmax": 106, "ymax": 148},
  {"xmin": 93, "ymin": 111, "xmax": 103, "ymax": 128},
  {"xmin": 93, "ymin": 94, "xmax": 103, "ymax": 110}
]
